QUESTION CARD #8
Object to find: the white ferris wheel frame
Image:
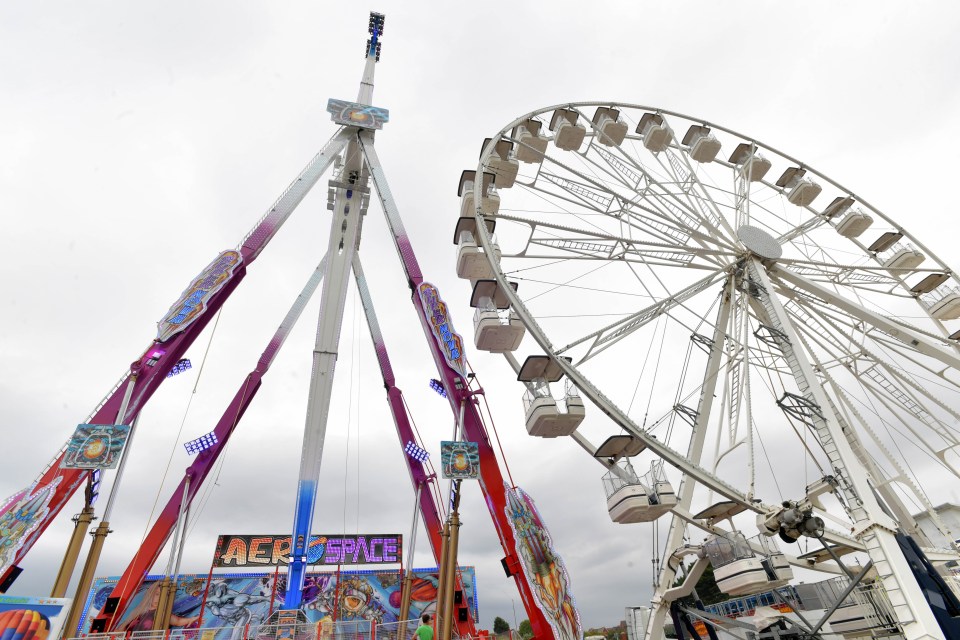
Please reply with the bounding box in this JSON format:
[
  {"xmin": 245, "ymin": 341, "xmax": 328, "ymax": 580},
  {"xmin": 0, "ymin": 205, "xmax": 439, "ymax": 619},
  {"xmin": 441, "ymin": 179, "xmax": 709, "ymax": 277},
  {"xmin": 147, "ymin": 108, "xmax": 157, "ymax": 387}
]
[{"xmin": 469, "ymin": 101, "xmax": 960, "ymax": 640}]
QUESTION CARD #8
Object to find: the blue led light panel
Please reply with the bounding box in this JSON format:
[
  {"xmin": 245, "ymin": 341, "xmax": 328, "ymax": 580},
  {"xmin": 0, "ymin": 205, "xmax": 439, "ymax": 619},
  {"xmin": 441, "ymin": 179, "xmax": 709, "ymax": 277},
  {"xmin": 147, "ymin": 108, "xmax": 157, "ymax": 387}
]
[
  {"xmin": 184, "ymin": 431, "xmax": 218, "ymax": 455},
  {"xmin": 404, "ymin": 440, "xmax": 429, "ymax": 462},
  {"xmin": 429, "ymin": 379, "xmax": 447, "ymax": 398}
]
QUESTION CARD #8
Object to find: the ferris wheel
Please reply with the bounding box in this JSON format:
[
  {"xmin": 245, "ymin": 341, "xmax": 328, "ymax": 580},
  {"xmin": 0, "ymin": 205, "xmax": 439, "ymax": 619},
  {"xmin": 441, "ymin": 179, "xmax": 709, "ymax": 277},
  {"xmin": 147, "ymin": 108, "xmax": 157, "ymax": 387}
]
[{"xmin": 455, "ymin": 102, "xmax": 960, "ymax": 639}]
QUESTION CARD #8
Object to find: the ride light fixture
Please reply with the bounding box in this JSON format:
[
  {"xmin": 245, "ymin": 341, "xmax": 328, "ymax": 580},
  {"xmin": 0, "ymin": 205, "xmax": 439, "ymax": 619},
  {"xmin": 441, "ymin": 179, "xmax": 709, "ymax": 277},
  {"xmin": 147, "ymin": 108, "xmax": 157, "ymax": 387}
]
[
  {"xmin": 185, "ymin": 432, "xmax": 218, "ymax": 455},
  {"xmin": 429, "ymin": 379, "xmax": 447, "ymax": 398},
  {"xmin": 404, "ymin": 441, "xmax": 429, "ymax": 462},
  {"xmin": 166, "ymin": 358, "xmax": 193, "ymax": 378}
]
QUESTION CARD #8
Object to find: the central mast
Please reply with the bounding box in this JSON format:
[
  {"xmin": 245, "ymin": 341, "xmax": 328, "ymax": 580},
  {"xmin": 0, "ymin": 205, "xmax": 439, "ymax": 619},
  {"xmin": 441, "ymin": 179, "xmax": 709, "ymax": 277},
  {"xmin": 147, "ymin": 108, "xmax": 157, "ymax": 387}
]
[{"xmin": 284, "ymin": 12, "xmax": 385, "ymax": 609}]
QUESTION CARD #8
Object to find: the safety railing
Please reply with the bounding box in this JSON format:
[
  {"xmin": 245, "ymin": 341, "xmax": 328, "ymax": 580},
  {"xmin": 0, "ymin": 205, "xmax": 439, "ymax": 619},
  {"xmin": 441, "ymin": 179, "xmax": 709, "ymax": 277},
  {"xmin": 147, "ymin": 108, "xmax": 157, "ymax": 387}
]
[{"xmin": 68, "ymin": 619, "xmax": 424, "ymax": 640}]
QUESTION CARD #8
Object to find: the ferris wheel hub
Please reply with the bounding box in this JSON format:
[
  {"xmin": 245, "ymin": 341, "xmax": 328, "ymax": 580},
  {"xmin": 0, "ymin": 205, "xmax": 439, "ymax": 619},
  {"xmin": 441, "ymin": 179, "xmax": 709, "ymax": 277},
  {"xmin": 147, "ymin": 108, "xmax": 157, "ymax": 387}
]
[{"xmin": 737, "ymin": 225, "xmax": 782, "ymax": 261}]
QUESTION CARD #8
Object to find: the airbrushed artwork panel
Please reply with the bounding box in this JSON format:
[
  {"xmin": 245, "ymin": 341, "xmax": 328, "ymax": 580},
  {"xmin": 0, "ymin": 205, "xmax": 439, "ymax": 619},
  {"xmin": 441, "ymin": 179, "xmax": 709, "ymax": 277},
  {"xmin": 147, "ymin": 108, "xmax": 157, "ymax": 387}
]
[
  {"xmin": 0, "ymin": 596, "xmax": 71, "ymax": 640},
  {"xmin": 77, "ymin": 568, "xmax": 477, "ymax": 639}
]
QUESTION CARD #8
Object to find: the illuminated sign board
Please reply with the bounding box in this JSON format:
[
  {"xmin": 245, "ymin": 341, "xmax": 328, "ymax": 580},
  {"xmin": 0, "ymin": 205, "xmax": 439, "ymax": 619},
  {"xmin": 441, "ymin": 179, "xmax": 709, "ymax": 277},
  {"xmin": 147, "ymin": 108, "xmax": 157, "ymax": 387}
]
[
  {"xmin": 0, "ymin": 595, "xmax": 72, "ymax": 640},
  {"xmin": 440, "ymin": 441, "xmax": 479, "ymax": 480},
  {"xmin": 417, "ymin": 282, "xmax": 467, "ymax": 377},
  {"xmin": 505, "ymin": 485, "xmax": 582, "ymax": 640},
  {"xmin": 212, "ymin": 534, "xmax": 402, "ymax": 568},
  {"xmin": 326, "ymin": 99, "xmax": 390, "ymax": 130},
  {"xmin": 157, "ymin": 250, "xmax": 242, "ymax": 343},
  {"xmin": 63, "ymin": 424, "xmax": 131, "ymax": 469}
]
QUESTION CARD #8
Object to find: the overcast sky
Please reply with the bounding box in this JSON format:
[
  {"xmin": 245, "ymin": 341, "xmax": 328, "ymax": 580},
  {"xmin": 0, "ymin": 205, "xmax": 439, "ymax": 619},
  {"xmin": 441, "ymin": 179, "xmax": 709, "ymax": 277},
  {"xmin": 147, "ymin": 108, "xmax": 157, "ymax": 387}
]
[{"xmin": 2, "ymin": 0, "xmax": 960, "ymax": 633}]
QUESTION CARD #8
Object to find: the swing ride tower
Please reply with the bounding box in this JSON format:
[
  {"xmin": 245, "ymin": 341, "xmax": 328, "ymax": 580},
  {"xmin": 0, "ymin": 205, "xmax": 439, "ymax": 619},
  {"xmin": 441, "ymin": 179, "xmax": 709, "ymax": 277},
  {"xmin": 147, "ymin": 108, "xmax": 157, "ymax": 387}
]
[
  {"xmin": 281, "ymin": 13, "xmax": 383, "ymax": 610},
  {"xmin": 0, "ymin": 12, "xmax": 568, "ymax": 640}
]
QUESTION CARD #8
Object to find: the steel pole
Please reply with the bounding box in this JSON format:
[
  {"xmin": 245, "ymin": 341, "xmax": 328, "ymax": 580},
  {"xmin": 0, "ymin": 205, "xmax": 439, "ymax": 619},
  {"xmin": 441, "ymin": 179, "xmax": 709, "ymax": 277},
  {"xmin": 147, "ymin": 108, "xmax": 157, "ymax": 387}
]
[
  {"xmin": 62, "ymin": 384, "xmax": 138, "ymax": 635},
  {"xmin": 50, "ymin": 505, "xmax": 95, "ymax": 598},
  {"xmin": 62, "ymin": 520, "xmax": 110, "ymax": 637},
  {"xmin": 154, "ymin": 474, "xmax": 190, "ymax": 630},
  {"xmin": 284, "ymin": 17, "xmax": 382, "ymax": 608},
  {"xmin": 434, "ymin": 520, "xmax": 451, "ymax": 638},
  {"xmin": 440, "ymin": 481, "xmax": 462, "ymax": 640},
  {"xmin": 399, "ymin": 484, "xmax": 422, "ymax": 638}
]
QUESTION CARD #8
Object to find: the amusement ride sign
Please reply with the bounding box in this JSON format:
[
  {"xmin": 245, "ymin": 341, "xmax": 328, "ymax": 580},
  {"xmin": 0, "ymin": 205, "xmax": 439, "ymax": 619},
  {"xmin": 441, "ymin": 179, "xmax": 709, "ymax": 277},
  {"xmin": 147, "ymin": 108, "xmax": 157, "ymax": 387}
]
[
  {"xmin": 417, "ymin": 282, "xmax": 467, "ymax": 377},
  {"xmin": 156, "ymin": 250, "xmax": 242, "ymax": 343},
  {"xmin": 212, "ymin": 534, "xmax": 402, "ymax": 568},
  {"xmin": 62, "ymin": 424, "xmax": 131, "ymax": 469},
  {"xmin": 326, "ymin": 99, "xmax": 390, "ymax": 130},
  {"xmin": 440, "ymin": 441, "xmax": 480, "ymax": 480}
]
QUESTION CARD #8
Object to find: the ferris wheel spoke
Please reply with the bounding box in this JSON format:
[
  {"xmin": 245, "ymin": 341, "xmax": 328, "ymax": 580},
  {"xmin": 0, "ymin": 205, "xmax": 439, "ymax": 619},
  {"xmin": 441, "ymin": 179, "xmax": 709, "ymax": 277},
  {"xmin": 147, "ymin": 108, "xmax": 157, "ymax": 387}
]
[
  {"xmin": 617, "ymin": 203, "xmax": 733, "ymax": 266},
  {"xmin": 516, "ymin": 177, "xmax": 727, "ymax": 265},
  {"xmin": 793, "ymin": 339, "xmax": 946, "ymax": 542},
  {"xmin": 855, "ymin": 375, "xmax": 960, "ymax": 480},
  {"xmin": 769, "ymin": 264, "xmax": 960, "ymax": 371},
  {"xmin": 553, "ymin": 270, "xmax": 727, "ymax": 363},
  {"xmin": 489, "ymin": 212, "xmax": 737, "ymax": 270},
  {"xmin": 534, "ymin": 170, "xmax": 617, "ymax": 214},
  {"xmin": 776, "ymin": 212, "xmax": 830, "ymax": 245},
  {"xmin": 790, "ymin": 297, "xmax": 960, "ymax": 452},
  {"xmin": 792, "ymin": 307, "xmax": 955, "ymax": 438},
  {"xmin": 654, "ymin": 145, "xmax": 739, "ymax": 243},
  {"xmin": 789, "ymin": 292, "xmax": 951, "ymax": 386},
  {"xmin": 629, "ymin": 169, "xmax": 736, "ymax": 250},
  {"xmin": 782, "ymin": 290, "xmax": 960, "ymax": 429},
  {"xmin": 575, "ymin": 144, "xmax": 728, "ymax": 253},
  {"xmin": 865, "ymin": 325, "xmax": 960, "ymax": 379},
  {"xmin": 774, "ymin": 257, "xmax": 905, "ymax": 294},
  {"xmin": 799, "ymin": 325, "xmax": 960, "ymax": 494},
  {"xmin": 521, "ymin": 242, "xmax": 707, "ymax": 270},
  {"xmin": 582, "ymin": 142, "xmax": 739, "ymax": 258},
  {"xmin": 731, "ymin": 149, "xmax": 756, "ymax": 229},
  {"xmin": 521, "ymin": 141, "xmax": 737, "ymax": 258},
  {"xmin": 589, "ymin": 142, "xmax": 647, "ymax": 191},
  {"xmin": 533, "ymin": 129, "xmax": 739, "ymax": 248},
  {"xmin": 776, "ymin": 300, "xmax": 960, "ymax": 504}
]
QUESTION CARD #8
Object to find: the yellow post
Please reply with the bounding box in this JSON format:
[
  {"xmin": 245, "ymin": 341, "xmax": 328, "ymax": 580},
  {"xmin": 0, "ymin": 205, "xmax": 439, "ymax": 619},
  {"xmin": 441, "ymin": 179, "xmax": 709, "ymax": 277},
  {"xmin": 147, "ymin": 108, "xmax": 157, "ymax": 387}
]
[
  {"xmin": 398, "ymin": 569, "xmax": 414, "ymax": 640},
  {"xmin": 399, "ymin": 482, "xmax": 423, "ymax": 640},
  {"xmin": 50, "ymin": 506, "xmax": 96, "ymax": 598},
  {"xmin": 62, "ymin": 375, "xmax": 139, "ymax": 634},
  {"xmin": 440, "ymin": 510, "xmax": 461, "ymax": 640},
  {"xmin": 152, "ymin": 578, "xmax": 177, "ymax": 631},
  {"xmin": 434, "ymin": 520, "xmax": 451, "ymax": 639},
  {"xmin": 63, "ymin": 520, "xmax": 111, "ymax": 637},
  {"xmin": 439, "ymin": 481, "xmax": 462, "ymax": 640}
]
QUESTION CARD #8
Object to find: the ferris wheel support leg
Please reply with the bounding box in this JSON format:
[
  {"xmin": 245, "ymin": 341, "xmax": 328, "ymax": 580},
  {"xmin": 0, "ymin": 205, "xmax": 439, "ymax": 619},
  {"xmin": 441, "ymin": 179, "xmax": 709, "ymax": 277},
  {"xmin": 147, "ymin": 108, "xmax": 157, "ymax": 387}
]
[
  {"xmin": 748, "ymin": 258, "xmax": 946, "ymax": 640},
  {"xmin": 647, "ymin": 277, "xmax": 734, "ymax": 640}
]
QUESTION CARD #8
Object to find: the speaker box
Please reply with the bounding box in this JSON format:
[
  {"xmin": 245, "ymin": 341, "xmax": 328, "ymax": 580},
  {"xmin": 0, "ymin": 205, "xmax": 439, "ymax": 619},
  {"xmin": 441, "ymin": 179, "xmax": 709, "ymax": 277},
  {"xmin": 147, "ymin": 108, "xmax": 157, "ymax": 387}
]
[
  {"xmin": 458, "ymin": 607, "xmax": 469, "ymax": 622},
  {"xmin": 104, "ymin": 597, "xmax": 120, "ymax": 615},
  {"xmin": 454, "ymin": 590, "xmax": 463, "ymax": 605},
  {"xmin": 500, "ymin": 557, "xmax": 512, "ymax": 578},
  {"xmin": 90, "ymin": 619, "xmax": 107, "ymax": 633}
]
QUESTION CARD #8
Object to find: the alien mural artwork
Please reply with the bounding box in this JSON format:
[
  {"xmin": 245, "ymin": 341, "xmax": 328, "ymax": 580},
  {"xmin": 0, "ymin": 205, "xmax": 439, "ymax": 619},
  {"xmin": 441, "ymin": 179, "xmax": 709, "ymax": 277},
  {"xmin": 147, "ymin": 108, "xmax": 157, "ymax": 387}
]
[{"xmin": 76, "ymin": 569, "xmax": 478, "ymax": 639}]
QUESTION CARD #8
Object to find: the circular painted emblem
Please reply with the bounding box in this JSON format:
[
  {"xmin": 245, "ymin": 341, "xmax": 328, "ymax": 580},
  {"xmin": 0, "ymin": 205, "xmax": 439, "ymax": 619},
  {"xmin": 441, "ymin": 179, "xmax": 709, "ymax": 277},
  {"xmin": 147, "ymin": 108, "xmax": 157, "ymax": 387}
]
[{"xmin": 83, "ymin": 438, "xmax": 107, "ymax": 459}]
